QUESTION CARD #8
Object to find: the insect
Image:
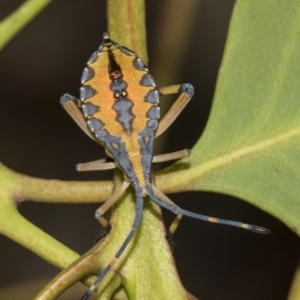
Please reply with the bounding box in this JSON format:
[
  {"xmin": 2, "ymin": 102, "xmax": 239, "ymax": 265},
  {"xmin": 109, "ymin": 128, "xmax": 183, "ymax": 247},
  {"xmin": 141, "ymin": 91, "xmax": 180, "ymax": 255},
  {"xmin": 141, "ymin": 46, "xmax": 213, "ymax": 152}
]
[{"xmin": 60, "ymin": 33, "xmax": 270, "ymax": 300}]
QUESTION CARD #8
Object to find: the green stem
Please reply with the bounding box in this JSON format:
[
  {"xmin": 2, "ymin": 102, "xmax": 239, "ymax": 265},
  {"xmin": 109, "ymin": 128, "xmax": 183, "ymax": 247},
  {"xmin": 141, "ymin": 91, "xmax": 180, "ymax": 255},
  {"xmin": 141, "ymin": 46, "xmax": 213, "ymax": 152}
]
[
  {"xmin": 0, "ymin": 162, "xmax": 113, "ymax": 204},
  {"xmin": 33, "ymin": 172, "xmax": 126, "ymax": 300},
  {"xmin": 0, "ymin": 0, "xmax": 53, "ymax": 50},
  {"xmin": 107, "ymin": 0, "xmax": 147, "ymax": 62},
  {"xmin": 0, "ymin": 199, "xmax": 79, "ymax": 270}
]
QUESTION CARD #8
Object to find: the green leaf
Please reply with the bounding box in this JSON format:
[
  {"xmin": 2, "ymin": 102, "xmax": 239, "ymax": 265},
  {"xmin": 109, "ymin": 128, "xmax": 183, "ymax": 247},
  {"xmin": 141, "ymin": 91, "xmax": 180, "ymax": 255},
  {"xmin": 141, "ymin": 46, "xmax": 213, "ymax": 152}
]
[{"xmin": 157, "ymin": 0, "xmax": 300, "ymax": 235}]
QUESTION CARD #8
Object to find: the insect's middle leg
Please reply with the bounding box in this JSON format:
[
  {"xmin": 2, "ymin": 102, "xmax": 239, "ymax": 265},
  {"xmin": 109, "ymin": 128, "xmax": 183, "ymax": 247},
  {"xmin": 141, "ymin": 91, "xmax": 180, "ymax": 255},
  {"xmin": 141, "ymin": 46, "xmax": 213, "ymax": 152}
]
[
  {"xmin": 152, "ymin": 149, "xmax": 190, "ymax": 163},
  {"xmin": 76, "ymin": 149, "xmax": 191, "ymax": 172},
  {"xmin": 95, "ymin": 181, "xmax": 130, "ymax": 228},
  {"xmin": 76, "ymin": 158, "xmax": 116, "ymax": 172}
]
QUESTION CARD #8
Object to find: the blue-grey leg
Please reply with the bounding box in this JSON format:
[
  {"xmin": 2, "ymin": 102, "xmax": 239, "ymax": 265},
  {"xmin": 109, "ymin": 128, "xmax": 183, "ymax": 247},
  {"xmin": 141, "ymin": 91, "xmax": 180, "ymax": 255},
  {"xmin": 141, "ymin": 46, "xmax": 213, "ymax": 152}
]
[
  {"xmin": 81, "ymin": 197, "xmax": 144, "ymax": 300},
  {"xmin": 150, "ymin": 185, "xmax": 270, "ymax": 234},
  {"xmin": 156, "ymin": 84, "xmax": 194, "ymax": 138}
]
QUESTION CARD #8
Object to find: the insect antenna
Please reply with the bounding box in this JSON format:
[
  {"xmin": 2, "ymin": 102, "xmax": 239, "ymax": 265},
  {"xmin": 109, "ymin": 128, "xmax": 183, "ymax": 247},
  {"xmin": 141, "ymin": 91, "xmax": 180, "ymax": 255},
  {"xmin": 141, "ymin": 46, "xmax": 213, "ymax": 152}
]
[
  {"xmin": 149, "ymin": 187, "xmax": 270, "ymax": 234},
  {"xmin": 80, "ymin": 197, "xmax": 144, "ymax": 300}
]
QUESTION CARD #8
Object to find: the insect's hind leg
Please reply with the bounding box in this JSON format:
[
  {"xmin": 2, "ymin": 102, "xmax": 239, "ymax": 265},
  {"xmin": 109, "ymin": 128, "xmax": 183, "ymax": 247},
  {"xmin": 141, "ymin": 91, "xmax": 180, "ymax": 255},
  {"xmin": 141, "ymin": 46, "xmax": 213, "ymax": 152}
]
[
  {"xmin": 152, "ymin": 149, "xmax": 191, "ymax": 250},
  {"xmin": 95, "ymin": 181, "xmax": 130, "ymax": 228},
  {"xmin": 155, "ymin": 84, "xmax": 194, "ymax": 138},
  {"xmin": 150, "ymin": 185, "xmax": 270, "ymax": 234},
  {"xmin": 81, "ymin": 197, "xmax": 144, "ymax": 300},
  {"xmin": 145, "ymin": 180, "xmax": 183, "ymax": 252}
]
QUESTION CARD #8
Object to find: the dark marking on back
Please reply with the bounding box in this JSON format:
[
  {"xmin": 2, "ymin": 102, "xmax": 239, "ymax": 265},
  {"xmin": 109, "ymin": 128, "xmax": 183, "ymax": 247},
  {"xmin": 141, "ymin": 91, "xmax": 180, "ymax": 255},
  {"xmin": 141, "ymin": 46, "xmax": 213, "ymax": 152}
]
[
  {"xmin": 107, "ymin": 50, "xmax": 135, "ymax": 135},
  {"xmin": 108, "ymin": 50, "xmax": 123, "ymax": 80},
  {"xmin": 113, "ymin": 98, "xmax": 135, "ymax": 135},
  {"xmin": 147, "ymin": 106, "xmax": 160, "ymax": 120},
  {"xmin": 138, "ymin": 127, "xmax": 155, "ymax": 185},
  {"xmin": 87, "ymin": 51, "xmax": 98, "ymax": 65},
  {"xmin": 87, "ymin": 118, "xmax": 104, "ymax": 132},
  {"xmin": 113, "ymin": 99, "xmax": 133, "ymax": 111},
  {"xmin": 81, "ymin": 67, "xmax": 95, "ymax": 83},
  {"xmin": 102, "ymin": 134, "xmax": 139, "ymax": 185},
  {"xmin": 145, "ymin": 89, "xmax": 159, "ymax": 103},
  {"xmin": 140, "ymin": 74, "xmax": 156, "ymax": 87},
  {"xmin": 82, "ymin": 103, "xmax": 99, "ymax": 117},
  {"xmin": 133, "ymin": 57, "xmax": 148, "ymax": 71},
  {"xmin": 110, "ymin": 79, "xmax": 128, "ymax": 92},
  {"xmin": 147, "ymin": 119, "xmax": 158, "ymax": 130},
  {"xmin": 94, "ymin": 129, "xmax": 109, "ymax": 142},
  {"xmin": 80, "ymin": 86, "xmax": 96, "ymax": 101}
]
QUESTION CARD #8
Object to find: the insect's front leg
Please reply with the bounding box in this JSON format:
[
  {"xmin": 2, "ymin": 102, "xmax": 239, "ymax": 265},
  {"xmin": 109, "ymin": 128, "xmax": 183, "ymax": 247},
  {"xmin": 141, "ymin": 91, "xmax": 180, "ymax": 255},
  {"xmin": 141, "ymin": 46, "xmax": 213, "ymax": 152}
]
[
  {"xmin": 156, "ymin": 84, "xmax": 194, "ymax": 138},
  {"xmin": 60, "ymin": 94, "xmax": 96, "ymax": 141}
]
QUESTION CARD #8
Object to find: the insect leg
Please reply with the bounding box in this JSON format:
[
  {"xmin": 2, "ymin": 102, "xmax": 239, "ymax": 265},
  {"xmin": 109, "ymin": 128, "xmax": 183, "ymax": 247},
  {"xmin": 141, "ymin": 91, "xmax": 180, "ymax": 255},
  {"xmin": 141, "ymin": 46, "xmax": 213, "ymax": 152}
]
[
  {"xmin": 76, "ymin": 158, "xmax": 116, "ymax": 172},
  {"xmin": 156, "ymin": 84, "xmax": 194, "ymax": 138},
  {"xmin": 81, "ymin": 197, "xmax": 144, "ymax": 300},
  {"xmin": 60, "ymin": 94, "xmax": 96, "ymax": 141},
  {"xmin": 150, "ymin": 185, "xmax": 270, "ymax": 234},
  {"xmin": 152, "ymin": 149, "xmax": 190, "ymax": 249},
  {"xmin": 95, "ymin": 224, "xmax": 112, "ymax": 243},
  {"xmin": 152, "ymin": 149, "xmax": 190, "ymax": 164},
  {"xmin": 95, "ymin": 181, "xmax": 130, "ymax": 228}
]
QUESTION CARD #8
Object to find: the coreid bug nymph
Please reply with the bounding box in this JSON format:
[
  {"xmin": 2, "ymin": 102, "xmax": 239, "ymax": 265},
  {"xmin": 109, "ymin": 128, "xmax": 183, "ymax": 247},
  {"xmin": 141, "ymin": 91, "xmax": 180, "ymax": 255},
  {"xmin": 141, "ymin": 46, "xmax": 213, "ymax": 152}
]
[{"xmin": 60, "ymin": 33, "xmax": 270, "ymax": 300}]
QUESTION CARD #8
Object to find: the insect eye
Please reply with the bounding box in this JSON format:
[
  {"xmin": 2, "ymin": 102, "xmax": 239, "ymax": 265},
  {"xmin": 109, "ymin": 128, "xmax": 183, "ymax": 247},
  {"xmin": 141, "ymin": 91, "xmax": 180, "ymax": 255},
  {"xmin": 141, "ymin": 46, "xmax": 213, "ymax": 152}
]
[
  {"xmin": 121, "ymin": 91, "xmax": 127, "ymax": 97},
  {"xmin": 114, "ymin": 92, "xmax": 120, "ymax": 98}
]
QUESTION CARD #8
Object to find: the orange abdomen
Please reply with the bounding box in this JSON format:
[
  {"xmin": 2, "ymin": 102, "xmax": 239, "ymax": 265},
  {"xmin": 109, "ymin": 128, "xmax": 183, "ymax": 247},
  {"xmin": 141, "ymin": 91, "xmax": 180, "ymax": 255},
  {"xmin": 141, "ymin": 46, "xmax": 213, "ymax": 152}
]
[{"xmin": 79, "ymin": 39, "xmax": 160, "ymax": 194}]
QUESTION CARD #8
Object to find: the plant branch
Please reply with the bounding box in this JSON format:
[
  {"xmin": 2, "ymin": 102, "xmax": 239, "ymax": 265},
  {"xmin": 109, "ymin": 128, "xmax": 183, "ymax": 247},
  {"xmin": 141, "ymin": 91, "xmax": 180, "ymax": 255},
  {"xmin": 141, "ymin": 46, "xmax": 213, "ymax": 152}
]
[
  {"xmin": 107, "ymin": 0, "xmax": 147, "ymax": 62},
  {"xmin": 0, "ymin": 193, "xmax": 79, "ymax": 270},
  {"xmin": 0, "ymin": 0, "xmax": 53, "ymax": 51},
  {"xmin": 0, "ymin": 162, "xmax": 113, "ymax": 204}
]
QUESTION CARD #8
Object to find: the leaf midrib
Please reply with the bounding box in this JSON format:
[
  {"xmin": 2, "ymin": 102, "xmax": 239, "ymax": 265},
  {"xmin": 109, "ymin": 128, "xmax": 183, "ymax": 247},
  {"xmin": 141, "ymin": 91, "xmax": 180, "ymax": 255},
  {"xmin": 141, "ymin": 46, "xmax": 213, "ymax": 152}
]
[{"xmin": 161, "ymin": 125, "xmax": 300, "ymax": 190}]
